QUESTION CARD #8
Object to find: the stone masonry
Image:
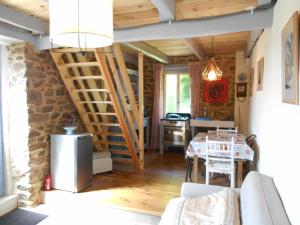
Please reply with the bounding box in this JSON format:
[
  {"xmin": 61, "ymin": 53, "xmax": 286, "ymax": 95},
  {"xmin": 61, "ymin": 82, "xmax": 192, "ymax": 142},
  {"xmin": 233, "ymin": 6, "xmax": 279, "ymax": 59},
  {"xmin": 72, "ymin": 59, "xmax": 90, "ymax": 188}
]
[{"xmin": 7, "ymin": 43, "xmax": 84, "ymax": 206}]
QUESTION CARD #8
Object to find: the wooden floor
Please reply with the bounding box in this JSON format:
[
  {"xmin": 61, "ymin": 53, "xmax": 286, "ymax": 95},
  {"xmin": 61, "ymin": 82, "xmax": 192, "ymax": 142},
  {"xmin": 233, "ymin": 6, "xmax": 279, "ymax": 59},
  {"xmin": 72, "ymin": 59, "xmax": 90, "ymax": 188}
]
[
  {"xmin": 42, "ymin": 150, "xmax": 230, "ymax": 216},
  {"xmin": 83, "ymin": 151, "xmax": 186, "ymax": 215},
  {"xmin": 80, "ymin": 150, "xmax": 229, "ymax": 215}
]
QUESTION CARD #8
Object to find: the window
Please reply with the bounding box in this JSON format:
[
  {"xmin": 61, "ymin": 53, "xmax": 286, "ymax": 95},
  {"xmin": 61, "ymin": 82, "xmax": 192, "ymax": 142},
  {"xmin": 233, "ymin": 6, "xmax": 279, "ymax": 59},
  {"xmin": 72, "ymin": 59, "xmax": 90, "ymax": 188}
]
[{"xmin": 165, "ymin": 73, "xmax": 191, "ymax": 114}]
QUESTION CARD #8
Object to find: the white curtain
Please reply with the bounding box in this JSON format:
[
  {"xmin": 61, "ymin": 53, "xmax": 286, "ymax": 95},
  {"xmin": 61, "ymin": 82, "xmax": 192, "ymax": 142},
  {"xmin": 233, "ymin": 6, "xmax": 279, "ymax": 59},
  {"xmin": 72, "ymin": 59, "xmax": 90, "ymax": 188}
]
[{"xmin": 0, "ymin": 45, "xmax": 13, "ymax": 195}]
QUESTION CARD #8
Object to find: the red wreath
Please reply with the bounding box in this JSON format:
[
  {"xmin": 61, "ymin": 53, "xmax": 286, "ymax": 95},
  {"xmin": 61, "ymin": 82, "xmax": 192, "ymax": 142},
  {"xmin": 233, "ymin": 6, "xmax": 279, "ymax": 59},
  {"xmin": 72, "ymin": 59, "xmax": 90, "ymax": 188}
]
[{"xmin": 203, "ymin": 79, "xmax": 228, "ymax": 103}]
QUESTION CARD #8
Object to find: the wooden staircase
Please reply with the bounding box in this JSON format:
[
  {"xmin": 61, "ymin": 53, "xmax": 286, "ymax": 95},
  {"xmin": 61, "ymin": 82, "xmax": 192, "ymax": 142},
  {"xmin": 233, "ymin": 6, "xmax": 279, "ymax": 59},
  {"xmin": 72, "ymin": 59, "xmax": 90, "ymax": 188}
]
[{"xmin": 50, "ymin": 44, "xmax": 144, "ymax": 172}]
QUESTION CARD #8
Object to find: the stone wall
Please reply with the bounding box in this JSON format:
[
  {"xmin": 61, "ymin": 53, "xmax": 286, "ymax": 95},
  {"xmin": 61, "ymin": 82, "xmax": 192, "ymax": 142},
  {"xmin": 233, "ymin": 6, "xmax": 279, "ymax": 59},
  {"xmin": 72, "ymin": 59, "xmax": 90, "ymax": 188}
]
[
  {"xmin": 7, "ymin": 43, "xmax": 84, "ymax": 206},
  {"xmin": 144, "ymin": 54, "xmax": 236, "ymax": 120},
  {"xmin": 143, "ymin": 56, "xmax": 156, "ymax": 116}
]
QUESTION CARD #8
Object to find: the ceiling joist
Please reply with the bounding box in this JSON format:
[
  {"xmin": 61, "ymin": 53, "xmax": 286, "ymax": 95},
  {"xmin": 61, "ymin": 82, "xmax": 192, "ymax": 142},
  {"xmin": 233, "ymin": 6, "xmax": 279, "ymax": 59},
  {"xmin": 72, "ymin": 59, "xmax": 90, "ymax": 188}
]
[
  {"xmin": 34, "ymin": 7, "xmax": 273, "ymax": 51},
  {"xmin": 114, "ymin": 8, "xmax": 273, "ymax": 43},
  {"xmin": 124, "ymin": 42, "xmax": 169, "ymax": 64},
  {"xmin": 151, "ymin": 0, "xmax": 176, "ymax": 21},
  {"xmin": 0, "ymin": 4, "xmax": 48, "ymax": 34},
  {"xmin": 183, "ymin": 38, "xmax": 205, "ymax": 60}
]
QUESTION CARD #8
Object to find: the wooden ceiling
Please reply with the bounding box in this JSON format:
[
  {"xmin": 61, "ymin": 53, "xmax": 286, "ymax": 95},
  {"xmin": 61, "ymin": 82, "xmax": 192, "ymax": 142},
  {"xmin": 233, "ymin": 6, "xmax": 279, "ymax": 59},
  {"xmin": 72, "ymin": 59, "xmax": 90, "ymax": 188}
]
[
  {"xmin": 0, "ymin": 1, "xmax": 254, "ymax": 58},
  {"xmin": 146, "ymin": 31, "xmax": 250, "ymax": 56},
  {"xmin": 0, "ymin": 0, "xmax": 258, "ymax": 28}
]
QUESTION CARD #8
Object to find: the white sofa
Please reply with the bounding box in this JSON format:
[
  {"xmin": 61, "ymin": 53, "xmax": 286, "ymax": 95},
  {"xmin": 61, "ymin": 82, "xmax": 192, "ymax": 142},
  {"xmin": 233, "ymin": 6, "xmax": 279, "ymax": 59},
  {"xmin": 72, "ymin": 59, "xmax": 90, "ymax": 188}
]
[{"xmin": 160, "ymin": 171, "xmax": 291, "ymax": 225}]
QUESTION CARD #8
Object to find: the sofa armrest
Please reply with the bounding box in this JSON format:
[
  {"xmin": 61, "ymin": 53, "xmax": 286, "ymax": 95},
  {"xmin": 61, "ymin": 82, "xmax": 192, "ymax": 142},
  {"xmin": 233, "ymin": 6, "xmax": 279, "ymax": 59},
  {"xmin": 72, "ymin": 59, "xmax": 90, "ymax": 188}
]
[{"xmin": 181, "ymin": 182, "xmax": 240, "ymax": 198}]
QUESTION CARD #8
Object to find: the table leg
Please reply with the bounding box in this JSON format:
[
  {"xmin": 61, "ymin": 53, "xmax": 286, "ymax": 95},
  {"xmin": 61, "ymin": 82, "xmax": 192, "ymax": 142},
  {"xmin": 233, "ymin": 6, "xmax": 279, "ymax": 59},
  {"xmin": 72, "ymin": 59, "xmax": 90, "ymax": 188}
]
[
  {"xmin": 192, "ymin": 156, "xmax": 198, "ymax": 183},
  {"xmin": 237, "ymin": 161, "xmax": 243, "ymax": 187}
]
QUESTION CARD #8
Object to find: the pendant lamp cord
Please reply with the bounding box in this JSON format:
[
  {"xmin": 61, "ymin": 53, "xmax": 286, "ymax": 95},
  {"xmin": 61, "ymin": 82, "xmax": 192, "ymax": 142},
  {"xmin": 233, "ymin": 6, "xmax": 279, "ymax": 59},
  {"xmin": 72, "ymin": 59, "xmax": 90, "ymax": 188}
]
[
  {"xmin": 211, "ymin": 36, "xmax": 214, "ymax": 57},
  {"xmin": 77, "ymin": 0, "xmax": 83, "ymax": 52}
]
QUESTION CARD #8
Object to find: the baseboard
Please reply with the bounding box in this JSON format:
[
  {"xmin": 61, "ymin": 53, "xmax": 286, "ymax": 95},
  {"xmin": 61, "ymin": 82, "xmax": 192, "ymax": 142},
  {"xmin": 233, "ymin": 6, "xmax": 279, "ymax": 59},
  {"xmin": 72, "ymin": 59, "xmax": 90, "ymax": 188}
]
[{"xmin": 0, "ymin": 195, "xmax": 18, "ymax": 217}]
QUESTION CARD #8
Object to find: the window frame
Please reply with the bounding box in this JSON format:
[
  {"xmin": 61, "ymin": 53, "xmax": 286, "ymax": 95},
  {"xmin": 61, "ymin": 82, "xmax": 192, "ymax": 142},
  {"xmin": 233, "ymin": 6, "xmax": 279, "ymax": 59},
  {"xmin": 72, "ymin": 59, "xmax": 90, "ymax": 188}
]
[{"xmin": 163, "ymin": 65, "xmax": 191, "ymax": 115}]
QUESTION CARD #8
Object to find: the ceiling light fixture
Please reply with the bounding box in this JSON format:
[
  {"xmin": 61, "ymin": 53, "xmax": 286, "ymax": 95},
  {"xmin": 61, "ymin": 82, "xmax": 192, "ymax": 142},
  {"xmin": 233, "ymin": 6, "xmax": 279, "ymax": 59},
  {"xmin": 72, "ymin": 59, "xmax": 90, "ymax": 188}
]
[
  {"xmin": 49, "ymin": 0, "xmax": 113, "ymax": 48},
  {"xmin": 202, "ymin": 36, "xmax": 223, "ymax": 81}
]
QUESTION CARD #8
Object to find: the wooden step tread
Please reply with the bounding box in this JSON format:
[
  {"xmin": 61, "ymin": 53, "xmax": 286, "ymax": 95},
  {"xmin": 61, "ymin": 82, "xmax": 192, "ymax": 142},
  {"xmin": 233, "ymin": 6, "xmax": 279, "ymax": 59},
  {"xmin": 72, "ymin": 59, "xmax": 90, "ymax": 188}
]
[
  {"xmin": 71, "ymin": 88, "xmax": 108, "ymax": 92},
  {"xmin": 78, "ymin": 101, "xmax": 113, "ymax": 104},
  {"xmin": 95, "ymin": 132, "xmax": 123, "ymax": 136},
  {"xmin": 82, "ymin": 112, "xmax": 116, "ymax": 116},
  {"xmin": 59, "ymin": 61, "xmax": 98, "ymax": 67},
  {"xmin": 90, "ymin": 123, "xmax": 120, "ymax": 126},
  {"xmin": 95, "ymin": 141, "xmax": 127, "ymax": 146},
  {"xmin": 112, "ymin": 158, "xmax": 133, "ymax": 164},
  {"xmin": 66, "ymin": 75, "xmax": 103, "ymax": 80},
  {"xmin": 110, "ymin": 150, "xmax": 131, "ymax": 155}
]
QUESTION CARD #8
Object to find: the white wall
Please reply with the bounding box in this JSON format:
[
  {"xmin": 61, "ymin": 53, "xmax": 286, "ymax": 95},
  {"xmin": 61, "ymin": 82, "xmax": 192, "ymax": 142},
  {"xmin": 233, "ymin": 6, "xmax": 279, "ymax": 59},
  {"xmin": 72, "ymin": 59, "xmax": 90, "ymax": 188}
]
[{"xmin": 249, "ymin": 1, "xmax": 300, "ymax": 224}]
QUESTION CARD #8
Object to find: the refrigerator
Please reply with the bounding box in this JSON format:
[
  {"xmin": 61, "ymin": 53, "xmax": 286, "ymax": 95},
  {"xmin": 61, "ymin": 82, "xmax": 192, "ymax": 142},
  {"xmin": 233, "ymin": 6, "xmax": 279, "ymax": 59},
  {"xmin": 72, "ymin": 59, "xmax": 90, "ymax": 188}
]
[{"xmin": 50, "ymin": 134, "xmax": 93, "ymax": 192}]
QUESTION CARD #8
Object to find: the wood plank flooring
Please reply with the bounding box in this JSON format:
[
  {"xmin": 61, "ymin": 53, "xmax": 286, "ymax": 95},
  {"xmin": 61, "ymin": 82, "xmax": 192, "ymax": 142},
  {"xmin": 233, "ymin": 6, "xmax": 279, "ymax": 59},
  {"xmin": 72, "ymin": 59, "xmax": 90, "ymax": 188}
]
[
  {"xmin": 42, "ymin": 150, "xmax": 229, "ymax": 216},
  {"xmin": 84, "ymin": 151, "xmax": 186, "ymax": 215}
]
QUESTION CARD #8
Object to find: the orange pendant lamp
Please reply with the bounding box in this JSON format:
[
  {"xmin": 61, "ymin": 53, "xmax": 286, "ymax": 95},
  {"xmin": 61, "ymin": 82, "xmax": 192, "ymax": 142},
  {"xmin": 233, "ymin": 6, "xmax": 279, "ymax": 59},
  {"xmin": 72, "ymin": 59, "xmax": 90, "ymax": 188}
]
[{"xmin": 202, "ymin": 36, "xmax": 222, "ymax": 81}]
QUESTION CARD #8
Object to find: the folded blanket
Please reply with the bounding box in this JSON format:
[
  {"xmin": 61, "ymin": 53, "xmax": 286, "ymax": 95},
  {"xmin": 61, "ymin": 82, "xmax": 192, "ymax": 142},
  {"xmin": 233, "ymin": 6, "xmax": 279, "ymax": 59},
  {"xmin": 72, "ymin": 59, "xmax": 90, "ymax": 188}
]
[{"xmin": 159, "ymin": 188, "xmax": 240, "ymax": 225}]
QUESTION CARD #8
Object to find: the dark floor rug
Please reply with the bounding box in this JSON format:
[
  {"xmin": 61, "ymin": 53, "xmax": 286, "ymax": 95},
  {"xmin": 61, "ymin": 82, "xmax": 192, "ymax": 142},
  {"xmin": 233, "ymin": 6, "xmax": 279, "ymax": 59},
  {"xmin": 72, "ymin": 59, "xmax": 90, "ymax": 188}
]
[{"xmin": 0, "ymin": 208, "xmax": 48, "ymax": 225}]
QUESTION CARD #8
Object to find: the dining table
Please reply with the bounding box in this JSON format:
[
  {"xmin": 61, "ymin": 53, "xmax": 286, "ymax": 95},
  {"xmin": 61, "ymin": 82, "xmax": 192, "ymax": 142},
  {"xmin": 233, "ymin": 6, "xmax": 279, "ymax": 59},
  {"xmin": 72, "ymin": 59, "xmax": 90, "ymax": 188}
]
[{"xmin": 186, "ymin": 131, "xmax": 254, "ymax": 187}]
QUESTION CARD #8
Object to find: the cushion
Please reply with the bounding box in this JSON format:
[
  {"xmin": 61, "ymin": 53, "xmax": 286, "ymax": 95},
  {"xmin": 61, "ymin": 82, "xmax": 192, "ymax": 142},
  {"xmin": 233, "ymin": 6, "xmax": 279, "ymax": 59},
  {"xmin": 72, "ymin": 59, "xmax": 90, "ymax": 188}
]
[
  {"xmin": 240, "ymin": 171, "xmax": 291, "ymax": 225},
  {"xmin": 160, "ymin": 189, "xmax": 240, "ymax": 225}
]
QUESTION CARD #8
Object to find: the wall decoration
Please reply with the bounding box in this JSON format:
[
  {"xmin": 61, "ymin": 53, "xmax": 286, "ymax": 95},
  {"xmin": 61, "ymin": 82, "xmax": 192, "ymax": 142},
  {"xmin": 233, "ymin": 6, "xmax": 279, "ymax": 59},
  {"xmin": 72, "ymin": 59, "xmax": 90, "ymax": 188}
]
[
  {"xmin": 282, "ymin": 12, "xmax": 299, "ymax": 104},
  {"xmin": 237, "ymin": 73, "xmax": 247, "ymax": 82},
  {"xmin": 203, "ymin": 79, "xmax": 228, "ymax": 103},
  {"xmin": 236, "ymin": 83, "xmax": 247, "ymax": 97},
  {"xmin": 257, "ymin": 57, "xmax": 264, "ymax": 91},
  {"xmin": 249, "ymin": 68, "xmax": 254, "ymax": 96}
]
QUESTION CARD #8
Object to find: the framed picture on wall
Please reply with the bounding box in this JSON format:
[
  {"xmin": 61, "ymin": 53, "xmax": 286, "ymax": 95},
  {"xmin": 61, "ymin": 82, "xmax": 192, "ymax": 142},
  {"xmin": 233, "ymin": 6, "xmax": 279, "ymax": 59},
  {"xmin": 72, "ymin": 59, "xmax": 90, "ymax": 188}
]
[
  {"xmin": 249, "ymin": 68, "xmax": 254, "ymax": 96},
  {"xmin": 257, "ymin": 57, "xmax": 264, "ymax": 91},
  {"xmin": 281, "ymin": 12, "xmax": 299, "ymax": 104}
]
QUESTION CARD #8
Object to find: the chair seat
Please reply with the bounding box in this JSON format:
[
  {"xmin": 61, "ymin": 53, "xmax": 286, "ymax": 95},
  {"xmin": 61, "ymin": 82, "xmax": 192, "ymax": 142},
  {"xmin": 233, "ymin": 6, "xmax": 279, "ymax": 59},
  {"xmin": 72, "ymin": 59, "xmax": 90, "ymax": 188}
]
[{"xmin": 207, "ymin": 161, "xmax": 234, "ymax": 174}]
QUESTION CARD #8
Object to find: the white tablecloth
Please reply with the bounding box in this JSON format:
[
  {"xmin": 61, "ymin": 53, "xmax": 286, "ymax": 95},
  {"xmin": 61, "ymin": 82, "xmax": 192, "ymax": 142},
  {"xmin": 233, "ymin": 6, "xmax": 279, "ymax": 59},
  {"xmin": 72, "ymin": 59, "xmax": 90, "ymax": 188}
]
[{"xmin": 186, "ymin": 131, "xmax": 254, "ymax": 161}]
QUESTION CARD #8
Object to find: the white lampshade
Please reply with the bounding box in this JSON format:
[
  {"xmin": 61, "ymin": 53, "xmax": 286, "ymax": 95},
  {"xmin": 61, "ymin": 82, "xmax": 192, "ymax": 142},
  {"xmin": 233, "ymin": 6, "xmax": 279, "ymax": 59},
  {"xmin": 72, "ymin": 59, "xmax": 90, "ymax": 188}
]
[{"xmin": 49, "ymin": 0, "xmax": 113, "ymax": 48}]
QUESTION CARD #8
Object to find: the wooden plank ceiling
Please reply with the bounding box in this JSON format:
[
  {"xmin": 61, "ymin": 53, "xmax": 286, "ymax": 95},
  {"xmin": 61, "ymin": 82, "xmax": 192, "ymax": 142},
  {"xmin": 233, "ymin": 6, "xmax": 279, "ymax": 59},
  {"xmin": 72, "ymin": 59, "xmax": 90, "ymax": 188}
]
[
  {"xmin": 0, "ymin": 0, "xmax": 257, "ymax": 28},
  {"xmin": 0, "ymin": 1, "xmax": 253, "ymax": 58},
  {"xmin": 145, "ymin": 31, "xmax": 250, "ymax": 56}
]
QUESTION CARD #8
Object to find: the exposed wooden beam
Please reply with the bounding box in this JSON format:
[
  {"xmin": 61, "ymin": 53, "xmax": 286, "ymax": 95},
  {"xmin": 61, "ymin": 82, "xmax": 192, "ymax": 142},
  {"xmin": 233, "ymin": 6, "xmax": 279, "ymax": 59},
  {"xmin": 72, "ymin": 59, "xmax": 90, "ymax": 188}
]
[
  {"xmin": 0, "ymin": 4, "xmax": 48, "ymax": 34},
  {"xmin": 34, "ymin": 7, "xmax": 274, "ymax": 50},
  {"xmin": 113, "ymin": 8, "xmax": 273, "ymax": 43},
  {"xmin": 124, "ymin": 42, "xmax": 169, "ymax": 64},
  {"xmin": 183, "ymin": 38, "xmax": 205, "ymax": 60},
  {"xmin": 138, "ymin": 51, "xmax": 144, "ymax": 169},
  {"xmin": 0, "ymin": 21, "xmax": 33, "ymax": 43},
  {"xmin": 151, "ymin": 0, "xmax": 175, "ymax": 21}
]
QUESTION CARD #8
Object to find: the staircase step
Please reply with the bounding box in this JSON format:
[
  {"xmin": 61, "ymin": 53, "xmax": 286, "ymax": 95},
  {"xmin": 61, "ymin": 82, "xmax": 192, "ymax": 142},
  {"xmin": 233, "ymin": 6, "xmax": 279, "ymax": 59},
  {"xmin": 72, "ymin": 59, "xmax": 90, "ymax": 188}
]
[
  {"xmin": 95, "ymin": 131, "xmax": 123, "ymax": 136},
  {"xmin": 95, "ymin": 141, "xmax": 127, "ymax": 146},
  {"xmin": 82, "ymin": 112, "xmax": 116, "ymax": 116},
  {"xmin": 66, "ymin": 75, "xmax": 103, "ymax": 80},
  {"xmin": 59, "ymin": 61, "xmax": 98, "ymax": 68},
  {"xmin": 112, "ymin": 158, "xmax": 133, "ymax": 164},
  {"xmin": 110, "ymin": 150, "xmax": 131, "ymax": 155},
  {"xmin": 71, "ymin": 88, "xmax": 108, "ymax": 92},
  {"xmin": 90, "ymin": 123, "xmax": 120, "ymax": 126},
  {"xmin": 79, "ymin": 101, "xmax": 113, "ymax": 104}
]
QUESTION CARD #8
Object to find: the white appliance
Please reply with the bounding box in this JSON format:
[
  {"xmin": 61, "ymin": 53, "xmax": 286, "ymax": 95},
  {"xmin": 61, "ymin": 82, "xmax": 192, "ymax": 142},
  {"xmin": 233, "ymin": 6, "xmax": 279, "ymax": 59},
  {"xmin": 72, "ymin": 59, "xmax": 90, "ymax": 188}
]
[{"xmin": 51, "ymin": 134, "xmax": 93, "ymax": 192}]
